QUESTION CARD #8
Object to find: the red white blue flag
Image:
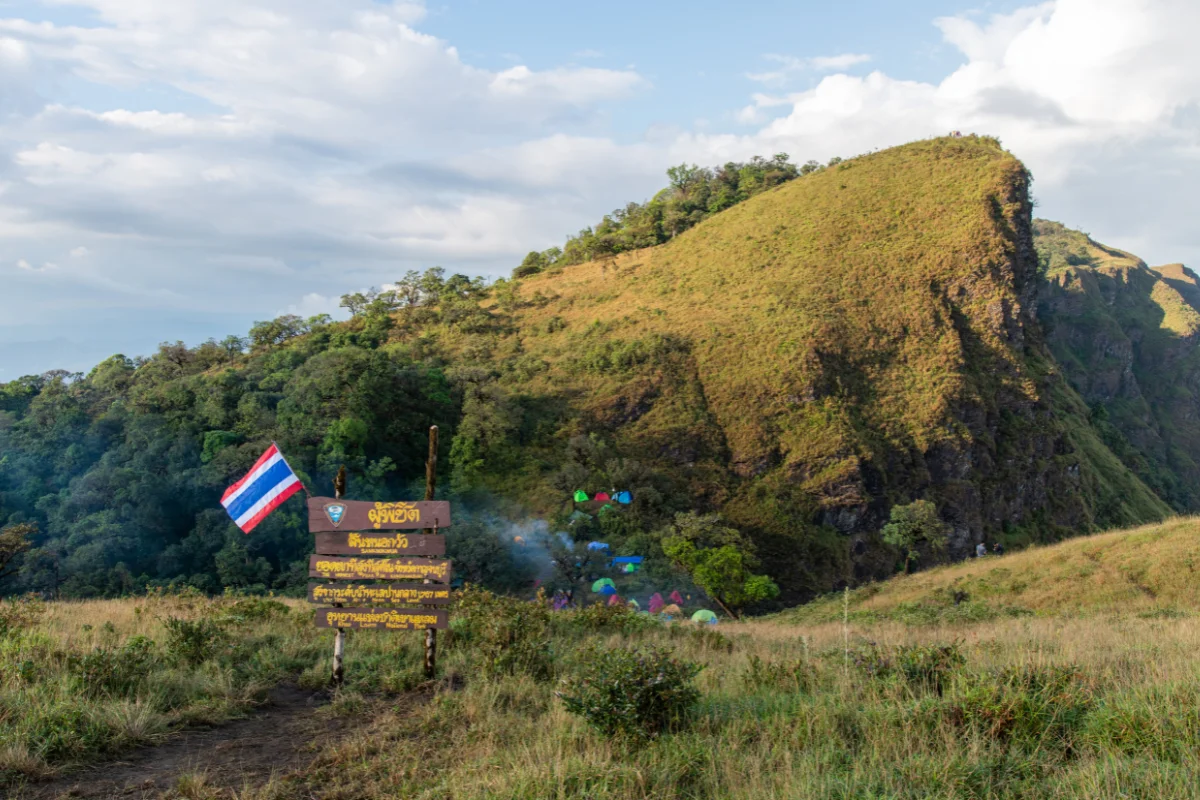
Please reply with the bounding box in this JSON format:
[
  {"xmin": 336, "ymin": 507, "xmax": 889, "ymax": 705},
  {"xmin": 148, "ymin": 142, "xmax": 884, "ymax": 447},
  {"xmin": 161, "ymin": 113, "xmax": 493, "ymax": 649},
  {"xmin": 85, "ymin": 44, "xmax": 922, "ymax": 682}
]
[{"xmin": 221, "ymin": 443, "xmax": 304, "ymax": 534}]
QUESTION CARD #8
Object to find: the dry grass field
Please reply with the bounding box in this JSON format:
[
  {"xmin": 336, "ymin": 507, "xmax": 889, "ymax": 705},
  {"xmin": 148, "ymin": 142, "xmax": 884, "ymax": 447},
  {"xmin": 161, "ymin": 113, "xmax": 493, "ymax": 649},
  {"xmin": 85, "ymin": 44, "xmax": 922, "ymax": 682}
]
[{"xmin": 1, "ymin": 519, "xmax": 1199, "ymax": 798}]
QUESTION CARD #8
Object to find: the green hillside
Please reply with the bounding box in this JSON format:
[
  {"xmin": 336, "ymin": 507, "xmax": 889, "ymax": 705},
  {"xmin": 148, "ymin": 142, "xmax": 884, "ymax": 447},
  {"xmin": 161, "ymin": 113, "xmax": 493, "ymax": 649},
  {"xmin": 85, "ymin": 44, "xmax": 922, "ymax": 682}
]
[
  {"xmin": 0, "ymin": 136, "xmax": 1180, "ymax": 603},
  {"xmin": 784, "ymin": 515, "xmax": 1200, "ymax": 624}
]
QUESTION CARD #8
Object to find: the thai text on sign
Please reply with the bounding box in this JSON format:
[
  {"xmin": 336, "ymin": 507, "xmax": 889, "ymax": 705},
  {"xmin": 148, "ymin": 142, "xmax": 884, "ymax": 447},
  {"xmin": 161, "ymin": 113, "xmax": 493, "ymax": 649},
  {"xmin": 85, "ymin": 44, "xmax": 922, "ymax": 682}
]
[
  {"xmin": 307, "ymin": 582, "xmax": 452, "ymax": 606},
  {"xmin": 307, "ymin": 497, "xmax": 451, "ymax": 532},
  {"xmin": 313, "ymin": 532, "xmax": 446, "ymax": 556},
  {"xmin": 308, "ymin": 555, "xmax": 452, "ymax": 582},
  {"xmin": 315, "ymin": 607, "xmax": 449, "ymax": 631}
]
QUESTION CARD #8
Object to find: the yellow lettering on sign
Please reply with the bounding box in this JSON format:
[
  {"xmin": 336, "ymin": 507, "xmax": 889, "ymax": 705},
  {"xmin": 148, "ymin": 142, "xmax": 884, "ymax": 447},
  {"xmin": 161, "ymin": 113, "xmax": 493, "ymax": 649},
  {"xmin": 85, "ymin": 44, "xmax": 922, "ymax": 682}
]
[
  {"xmin": 313, "ymin": 558, "xmax": 449, "ymax": 581},
  {"xmin": 347, "ymin": 532, "xmax": 410, "ymax": 549},
  {"xmin": 311, "ymin": 585, "xmax": 450, "ymax": 604},
  {"xmin": 367, "ymin": 502, "xmax": 422, "ymax": 529},
  {"xmin": 325, "ymin": 610, "xmax": 440, "ymax": 628}
]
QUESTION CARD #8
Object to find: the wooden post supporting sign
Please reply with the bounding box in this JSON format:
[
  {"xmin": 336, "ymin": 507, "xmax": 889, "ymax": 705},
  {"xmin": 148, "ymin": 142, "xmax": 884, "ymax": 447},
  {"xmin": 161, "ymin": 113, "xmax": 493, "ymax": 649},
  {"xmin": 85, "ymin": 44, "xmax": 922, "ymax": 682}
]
[{"xmin": 424, "ymin": 425, "xmax": 439, "ymax": 679}]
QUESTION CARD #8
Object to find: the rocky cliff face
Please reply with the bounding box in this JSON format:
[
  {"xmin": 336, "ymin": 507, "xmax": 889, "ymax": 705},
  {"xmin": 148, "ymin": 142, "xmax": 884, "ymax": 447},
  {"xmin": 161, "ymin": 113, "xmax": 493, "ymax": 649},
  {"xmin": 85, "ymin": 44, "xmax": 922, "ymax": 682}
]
[{"xmin": 1036, "ymin": 221, "xmax": 1200, "ymax": 511}]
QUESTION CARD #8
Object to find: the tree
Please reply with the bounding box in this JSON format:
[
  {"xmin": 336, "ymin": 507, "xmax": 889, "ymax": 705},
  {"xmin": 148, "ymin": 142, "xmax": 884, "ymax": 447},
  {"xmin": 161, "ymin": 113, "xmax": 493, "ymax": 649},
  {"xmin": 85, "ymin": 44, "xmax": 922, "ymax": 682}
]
[
  {"xmin": 659, "ymin": 512, "xmax": 778, "ymax": 618},
  {"xmin": 0, "ymin": 522, "xmax": 35, "ymax": 583},
  {"xmin": 881, "ymin": 500, "xmax": 948, "ymax": 574}
]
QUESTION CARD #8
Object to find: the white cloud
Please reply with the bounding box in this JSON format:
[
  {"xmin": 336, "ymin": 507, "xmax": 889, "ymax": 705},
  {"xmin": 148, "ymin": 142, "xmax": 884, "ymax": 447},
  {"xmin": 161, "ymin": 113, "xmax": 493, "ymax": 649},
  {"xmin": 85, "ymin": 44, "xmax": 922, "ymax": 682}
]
[
  {"xmin": 15, "ymin": 258, "xmax": 56, "ymax": 272},
  {"xmin": 747, "ymin": 52, "xmax": 872, "ymax": 84},
  {"xmin": 1, "ymin": 0, "xmax": 1199, "ymax": 371}
]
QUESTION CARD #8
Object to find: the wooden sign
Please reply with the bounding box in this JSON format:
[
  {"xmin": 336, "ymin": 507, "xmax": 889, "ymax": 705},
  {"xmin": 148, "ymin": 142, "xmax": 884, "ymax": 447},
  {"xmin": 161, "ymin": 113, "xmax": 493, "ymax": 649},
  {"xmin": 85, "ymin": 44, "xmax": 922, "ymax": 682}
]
[
  {"xmin": 314, "ymin": 532, "xmax": 446, "ymax": 556},
  {"xmin": 307, "ymin": 497, "xmax": 451, "ymax": 533},
  {"xmin": 308, "ymin": 555, "xmax": 452, "ymax": 583},
  {"xmin": 315, "ymin": 607, "xmax": 449, "ymax": 631},
  {"xmin": 307, "ymin": 582, "xmax": 452, "ymax": 606}
]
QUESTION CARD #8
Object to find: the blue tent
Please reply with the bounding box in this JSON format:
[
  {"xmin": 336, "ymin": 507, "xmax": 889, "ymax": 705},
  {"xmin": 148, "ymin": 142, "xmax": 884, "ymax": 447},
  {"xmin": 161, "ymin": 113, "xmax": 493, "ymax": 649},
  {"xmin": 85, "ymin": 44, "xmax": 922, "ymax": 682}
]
[
  {"xmin": 610, "ymin": 556, "xmax": 643, "ymax": 566},
  {"xmin": 615, "ymin": 491, "xmax": 633, "ymax": 504},
  {"xmin": 587, "ymin": 542, "xmax": 611, "ymax": 552},
  {"xmin": 598, "ymin": 584, "xmax": 618, "ymax": 596}
]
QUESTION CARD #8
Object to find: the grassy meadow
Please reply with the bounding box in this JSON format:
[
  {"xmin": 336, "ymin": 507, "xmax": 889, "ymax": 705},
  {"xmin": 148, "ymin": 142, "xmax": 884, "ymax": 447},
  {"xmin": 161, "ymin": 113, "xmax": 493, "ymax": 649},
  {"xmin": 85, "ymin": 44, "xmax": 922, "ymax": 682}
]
[{"xmin": 3, "ymin": 519, "xmax": 1200, "ymax": 798}]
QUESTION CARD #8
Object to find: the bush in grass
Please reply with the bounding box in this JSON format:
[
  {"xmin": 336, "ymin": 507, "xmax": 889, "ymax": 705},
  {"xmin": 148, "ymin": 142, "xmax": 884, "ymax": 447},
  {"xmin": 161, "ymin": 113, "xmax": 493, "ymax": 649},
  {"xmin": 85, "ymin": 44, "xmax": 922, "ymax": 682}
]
[
  {"xmin": 67, "ymin": 635, "xmax": 158, "ymax": 697},
  {"xmin": 216, "ymin": 594, "xmax": 290, "ymax": 625},
  {"xmin": 452, "ymin": 586, "xmax": 552, "ymax": 680},
  {"xmin": 162, "ymin": 617, "xmax": 227, "ymax": 666},
  {"xmin": 0, "ymin": 596, "xmax": 44, "ymax": 637},
  {"xmin": 562, "ymin": 602, "xmax": 659, "ymax": 635},
  {"xmin": 666, "ymin": 624, "xmax": 734, "ymax": 653},
  {"xmin": 847, "ymin": 641, "xmax": 964, "ymax": 694},
  {"xmin": 557, "ymin": 645, "xmax": 702, "ymax": 740},
  {"xmin": 742, "ymin": 654, "xmax": 819, "ymax": 693},
  {"xmin": 949, "ymin": 664, "xmax": 1095, "ymax": 751}
]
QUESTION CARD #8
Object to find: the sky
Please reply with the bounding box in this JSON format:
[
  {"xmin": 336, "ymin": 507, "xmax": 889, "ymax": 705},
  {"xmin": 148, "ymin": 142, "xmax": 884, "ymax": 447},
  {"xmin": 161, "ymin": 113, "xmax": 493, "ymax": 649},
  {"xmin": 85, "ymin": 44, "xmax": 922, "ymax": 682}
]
[{"xmin": 1, "ymin": 0, "xmax": 1198, "ymax": 377}]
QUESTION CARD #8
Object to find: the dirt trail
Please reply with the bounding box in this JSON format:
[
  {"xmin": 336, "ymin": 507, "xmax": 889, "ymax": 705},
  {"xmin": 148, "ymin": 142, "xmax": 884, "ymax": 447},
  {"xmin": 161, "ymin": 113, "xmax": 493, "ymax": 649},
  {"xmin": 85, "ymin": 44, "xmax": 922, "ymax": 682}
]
[{"xmin": 14, "ymin": 685, "xmax": 347, "ymax": 800}]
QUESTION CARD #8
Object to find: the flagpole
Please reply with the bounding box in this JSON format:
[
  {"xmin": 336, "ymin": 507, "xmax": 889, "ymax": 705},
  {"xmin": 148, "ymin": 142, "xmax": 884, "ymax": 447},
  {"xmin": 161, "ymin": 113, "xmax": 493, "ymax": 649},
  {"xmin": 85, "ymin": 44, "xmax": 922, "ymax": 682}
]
[{"xmin": 272, "ymin": 441, "xmax": 312, "ymax": 499}]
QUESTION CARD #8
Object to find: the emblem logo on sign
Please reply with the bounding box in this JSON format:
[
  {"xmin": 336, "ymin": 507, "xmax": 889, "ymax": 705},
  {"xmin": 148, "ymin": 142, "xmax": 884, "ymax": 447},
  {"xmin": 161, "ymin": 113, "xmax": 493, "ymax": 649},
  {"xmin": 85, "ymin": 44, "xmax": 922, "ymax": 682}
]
[{"xmin": 323, "ymin": 503, "xmax": 347, "ymax": 528}]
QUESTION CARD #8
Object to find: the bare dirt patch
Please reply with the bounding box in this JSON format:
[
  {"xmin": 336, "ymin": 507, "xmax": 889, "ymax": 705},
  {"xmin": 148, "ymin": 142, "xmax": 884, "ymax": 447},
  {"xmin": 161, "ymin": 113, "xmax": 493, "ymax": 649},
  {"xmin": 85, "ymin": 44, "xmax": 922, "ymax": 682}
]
[{"xmin": 13, "ymin": 685, "xmax": 349, "ymax": 800}]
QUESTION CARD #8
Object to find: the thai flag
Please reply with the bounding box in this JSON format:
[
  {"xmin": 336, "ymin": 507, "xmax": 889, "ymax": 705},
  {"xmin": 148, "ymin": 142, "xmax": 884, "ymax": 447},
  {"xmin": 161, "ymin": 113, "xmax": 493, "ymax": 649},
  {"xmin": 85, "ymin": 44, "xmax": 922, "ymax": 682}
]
[{"xmin": 221, "ymin": 443, "xmax": 304, "ymax": 533}]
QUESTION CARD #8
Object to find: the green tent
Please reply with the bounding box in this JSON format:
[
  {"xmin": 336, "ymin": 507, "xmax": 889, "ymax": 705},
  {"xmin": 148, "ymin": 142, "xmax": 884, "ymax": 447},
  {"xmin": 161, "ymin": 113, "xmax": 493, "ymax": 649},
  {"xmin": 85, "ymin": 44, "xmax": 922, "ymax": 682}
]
[
  {"xmin": 573, "ymin": 490, "xmax": 589, "ymax": 503},
  {"xmin": 623, "ymin": 563, "xmax": 638, "ymax": 573},
  {"xmin": 592, "ymin": 578, "xmax": 616, "ymax": 593},
  {"xmin": 691, "ymin": 609, "xmax": 718, "ymax": 624}
]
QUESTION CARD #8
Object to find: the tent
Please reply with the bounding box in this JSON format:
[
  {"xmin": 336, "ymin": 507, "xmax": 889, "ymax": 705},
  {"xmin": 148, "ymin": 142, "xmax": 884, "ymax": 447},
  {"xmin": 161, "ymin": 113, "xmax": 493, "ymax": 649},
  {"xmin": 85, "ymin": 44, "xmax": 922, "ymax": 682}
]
[
  {"xmin": 648, "ymin": 593, "xmax": 664, "ymax": 614},
  {"xmin": 691, "ymin": 609, "xmax": 718, "ymax": 625},
  {"xmin": 587, "ymin": 542, "xmax": 611, "ymax": 552},
  {"xmin": 573, "ymin": 490, "xmax": 589, "ymax": 503},
  {"xmin": 627, "ymin": 599, "xmax": 640, "ymax": 610},
  {"xmin": 669, "ymin": 590, "xmax": 685, "ymax": 605},
  {"xmin": 607, "ymin": 594, "xmax": 623, "ymax": 606},
  {"xmin": 568, "ymin": 510, "xmax": 591, "ymax": 524},
  {"xmin": 598, "ymin": 585, "xmax": 618, "ymax": 596},
  {"xmin": 615, "ymin": 491, "xmax": 633, "ymax": 504},
  {"xmin": 513, "ymin": 536, "xmax": 525, "ymax": 546},
  {"xmin": 598, "ymin": 504, "xmax": 616, "ymax": 516},
  {"xmin": 594, "ymin": 492, "xmax": 611, "ymax": 502},
  {"xmin": 623, "ymin": 563, "xmax": 638, "ymax": 573},
  {"xmin": 660, "ymin": 603, "xmax": 682, "ymax": 616},
  {"xmin": 610, "ymin": 556, "xmax": 643, "ymax": 566},
  {"xmin": 591, "ymin": 578, "xmax": 616, "ymax": 593}
]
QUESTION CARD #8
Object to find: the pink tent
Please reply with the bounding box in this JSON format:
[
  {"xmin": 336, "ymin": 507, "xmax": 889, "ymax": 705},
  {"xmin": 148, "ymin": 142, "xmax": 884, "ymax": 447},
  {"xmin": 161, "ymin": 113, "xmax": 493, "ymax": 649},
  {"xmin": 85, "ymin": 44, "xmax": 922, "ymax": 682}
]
[
  {"xmin": 595, "ymin": 492, "xmax": 611, "ymax": 502},
  {"xmin": 670, "ymin": 590, "xmax": 684, "ymax": 605},
  {"xmin": 648, "ymin": 593, "xmax": 664, "ymax": 614},
  {"xmin": 607, "ymin": 593, "xmax": 623, "ymax": 606}
]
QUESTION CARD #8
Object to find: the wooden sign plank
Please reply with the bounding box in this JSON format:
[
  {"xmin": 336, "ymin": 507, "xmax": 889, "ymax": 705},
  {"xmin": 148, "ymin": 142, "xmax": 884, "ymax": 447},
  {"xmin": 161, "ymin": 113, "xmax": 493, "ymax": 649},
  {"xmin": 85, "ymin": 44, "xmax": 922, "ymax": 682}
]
[
  {"xmin": 308, "ymin": 555, "xmax": 452, "ymax": 583},
  {"xmin": 315, "ymin": 607, "xmax": 449, "ymax": 631},
  {"xmin": 313, "ymin": 532, "xmax": 446, "ymax": 556},
  {"xmin": 307, "ymin": 582, "xmax": 452, "ymax": 606},
  {"xmin": 307, "ymin": 497, "xmax": 451, "ymax": 533}
]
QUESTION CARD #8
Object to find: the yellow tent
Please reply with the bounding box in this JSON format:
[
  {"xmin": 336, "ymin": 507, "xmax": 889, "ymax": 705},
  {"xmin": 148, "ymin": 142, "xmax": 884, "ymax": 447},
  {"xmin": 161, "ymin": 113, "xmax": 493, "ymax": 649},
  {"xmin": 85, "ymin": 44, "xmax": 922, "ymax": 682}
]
[{"xmin": 660, "ymin": 603, "xmax": 682, "ymax": 615}]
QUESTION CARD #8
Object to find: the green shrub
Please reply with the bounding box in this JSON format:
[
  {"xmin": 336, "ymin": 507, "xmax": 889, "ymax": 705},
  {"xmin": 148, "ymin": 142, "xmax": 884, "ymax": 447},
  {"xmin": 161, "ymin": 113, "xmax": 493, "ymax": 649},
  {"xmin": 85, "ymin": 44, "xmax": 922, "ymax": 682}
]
[
  {"xmin": 26, "ymin": 705, "xmax": 113, "ymax": 760},
  {"xmin": 217, "ymin": 595, "xmax": 290, "ymax": 625},
  {"xmin": 67, "ymin": 636, "xmax": 158, "ymax": 698},
  {"xmin": 560, "ymin": 602, "xmax": 659, "ymax": 635},
  {"xmin": 741, "ymin": 654, "xmax": 818, "ymax": 693},
  {"xmin": 557, "ymin": 645, "xmax": 702, "ymax": 740},
  {"xmin": 949, "ymin": 664, "xmax": 1095, "ymax": 751},
  {"xmin": 0, "ymin": 596, "xmax": 44, "ymax": 637},
  {"xmin": 452, "ymin": 587, "xmax": 552, "ymax": 680},
  {"xmin": 162, "ymin": 617, "xmax": 227, "ymax": 666},
  {"xmin": 847, "ymin": 641, "xmax": 965, "ymax": 694}
]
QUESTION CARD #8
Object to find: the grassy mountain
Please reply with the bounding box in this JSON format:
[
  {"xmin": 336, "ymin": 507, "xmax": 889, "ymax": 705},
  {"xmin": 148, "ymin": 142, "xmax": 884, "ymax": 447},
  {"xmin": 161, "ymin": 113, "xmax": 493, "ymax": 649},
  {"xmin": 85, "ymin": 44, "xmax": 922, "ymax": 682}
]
[
  {"xmin": 786, "ymin": 515, "xmax": 1200, "ymax": 624},
  {"xmin": 463, "ymin": 136, "xmax": 1169, "ymax": 593},
  {"xmin": 0, "ymin": 135, "xmax": 1183, "ymax": 603}
]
